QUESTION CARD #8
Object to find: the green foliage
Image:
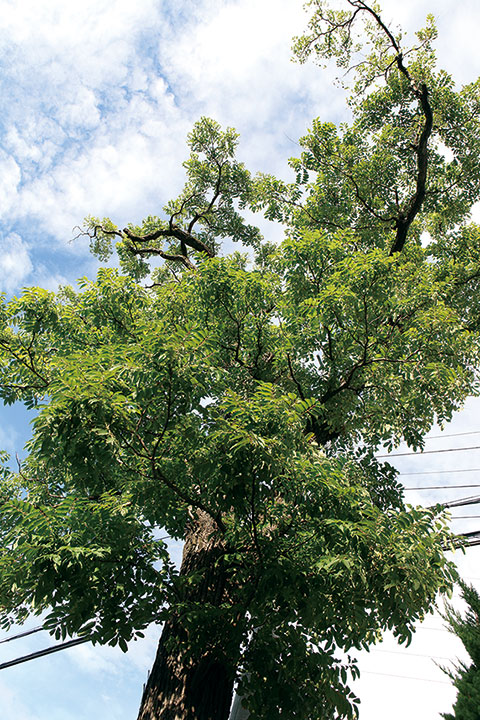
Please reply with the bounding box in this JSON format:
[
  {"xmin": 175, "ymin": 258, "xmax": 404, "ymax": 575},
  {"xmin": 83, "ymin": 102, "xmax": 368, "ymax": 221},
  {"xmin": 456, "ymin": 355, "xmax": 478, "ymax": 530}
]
[
  {"xmin": 0, "ymin": 251, "xmax": 461, "ymax": 718},
  {"xmin": 171, "ymin": 117, "xmax": 261, "ymax": 250},
  {"xmin": 84, "ymin": 216, "xmax": 119, "ymax": 262},
  {"xmin": 1, "ymin": 2, "xmax": 480, "ymax": 718},
  {"xmin": 442, "ymin": 581, "xmax": 480, "ymax": 720},
  {"xmin": 85, "ymin": 118, "xmax": 262, "ymax": 277},
  {"xmin": 255, "ymin": 2, "xmax": 480, "ymax": 254}
]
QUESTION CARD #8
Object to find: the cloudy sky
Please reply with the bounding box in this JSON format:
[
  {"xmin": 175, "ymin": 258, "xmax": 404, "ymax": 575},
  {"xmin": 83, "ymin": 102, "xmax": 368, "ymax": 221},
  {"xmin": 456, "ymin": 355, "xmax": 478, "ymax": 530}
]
[{"xmin": 1, "ymin": 0, "xmax": 480, "ymax": 718}]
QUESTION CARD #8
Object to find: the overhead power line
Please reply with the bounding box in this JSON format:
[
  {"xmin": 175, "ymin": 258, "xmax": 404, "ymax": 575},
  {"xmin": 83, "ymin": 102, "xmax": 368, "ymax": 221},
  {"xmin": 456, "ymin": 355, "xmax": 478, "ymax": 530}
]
[
  {"xmin": 458, "ymin": 538, "xmax": 480, "ymax": 547},
  {"xmin": 377, "ymin": 445, "xmax": 480, "ymax": 458},
  {"xmin": 429, "ymin": 494, "xmax": 480, "ymax": 510},
  {"xmin": 360, "ymin": 669, "xmax": 450, "ymax": 685},
  {"xmin": 0, "ymin": 626, "xmax": 43, "ymax": 645},
  {"xmin": 369, "ymin": 648, "xmax": 455, "ymax": 661},
  {"xmin": 0, "ymin": 636, "xmax": 92, "ymax": 671},
  {"xmin": 400, "ymin": 468, "xmax": 480, "ymax": 476},
  {"xmin": 458, "ymin": 529, "xmax": 480, "ymax": 540},
  {"xmin": 404, "ymin": 484, "xmax": 480, "ymax": 490},
  {"xmin": 425, "ymin": 430, "xmax": 480, "ymax": 440},
  {"xmin": 448, "ymin": 495, "xmax": 480, "ymax": 508}
]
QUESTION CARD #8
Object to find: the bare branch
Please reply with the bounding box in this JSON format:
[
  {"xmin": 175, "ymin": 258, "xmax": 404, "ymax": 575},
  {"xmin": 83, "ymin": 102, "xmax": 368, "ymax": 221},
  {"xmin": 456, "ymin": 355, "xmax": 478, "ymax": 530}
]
[
  {"xmin": 343, "ymin": 2, "xmax": 434, "ymax": 253},
  {"xmin": 169, "ymin": 191, "xmax": 203, "ymax": 230},
  {"xmin": 390, "ymin": 82, "xmax": 433, "ymax": 253},
  {"xmin": 286, "ymin": 353, "xmax": 306, "ymax": 400},
  {"xmin": 123, "ymin": 225, "xmax": 215, "ymax": 259},
  {"xmin": 188, "ymin": 165, "xmax": 223, "ymax": 234},
  {"xmin": 127, "ymin": 244, "xmax": 196, "ymax": 270},
  {"xmin": 75, "ymin": 224, "xmax": 123, "ymax": 242}
]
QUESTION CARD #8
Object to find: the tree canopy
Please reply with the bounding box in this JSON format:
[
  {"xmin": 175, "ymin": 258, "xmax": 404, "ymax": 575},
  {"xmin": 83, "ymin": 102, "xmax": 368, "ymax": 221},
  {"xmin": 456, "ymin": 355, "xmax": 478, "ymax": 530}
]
[{"xmin": 1, "ymin": 1, "xmax": 480, "ymax": 718}]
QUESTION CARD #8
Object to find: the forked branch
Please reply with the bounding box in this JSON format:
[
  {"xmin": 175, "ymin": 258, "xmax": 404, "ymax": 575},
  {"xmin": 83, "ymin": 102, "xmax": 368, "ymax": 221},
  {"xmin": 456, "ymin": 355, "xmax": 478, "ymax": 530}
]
[
  {"xmin": 349, "ymin": 2, "xmax": 434, "ymax": 253},
  {"xmin": 298, "ymin": 0, "xmax": 435, "ymax": 254}
]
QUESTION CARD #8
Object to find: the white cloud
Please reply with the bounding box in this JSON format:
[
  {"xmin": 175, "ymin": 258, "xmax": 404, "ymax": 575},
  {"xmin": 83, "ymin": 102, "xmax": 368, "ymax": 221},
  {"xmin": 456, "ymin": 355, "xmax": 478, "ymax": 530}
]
[
  {"xmin": 0, "ymin": 678, "xmax": 41, "ymax": 720},
  {"xmin": 0, "ymin": 0, "xmax": 183, "ymax": 246},
  {"xmin": 0, "ymin": 0, "xmax": 344, "ymax": 255},
  {"xmin": 0, "ymin": 0, "xmax": 477, "ymax": 265},
  {"xmin": 57, "ymin": 88, "xmax": 101, "ymax": 131},
  {"xmin": 17, "ymin": 105, "xmax": 189, "ymax": 240},
  {"xmin": 157, "ymin": 0, "xmax": 344, "ymax": 174},
  {"xmin": 0, "ymin": 151, "xmax": 21, "ymax": 215},
  {"xmin": 0, "ymin": 233, "xmax": 33, "ymax": 293},
  {"xmin": 68, "ymin": 642, "xmax": 122, "ymax": 676},
  {"xmin": 0, "ymin": 423, "xmax": 18, "ymax": 453}
]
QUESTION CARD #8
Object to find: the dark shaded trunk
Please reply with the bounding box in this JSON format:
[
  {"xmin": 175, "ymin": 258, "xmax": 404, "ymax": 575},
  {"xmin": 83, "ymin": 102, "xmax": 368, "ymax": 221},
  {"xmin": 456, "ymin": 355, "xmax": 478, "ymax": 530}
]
[{"xmin": 137, "ymin": 512, "xmax": 237, "ymax": 720}]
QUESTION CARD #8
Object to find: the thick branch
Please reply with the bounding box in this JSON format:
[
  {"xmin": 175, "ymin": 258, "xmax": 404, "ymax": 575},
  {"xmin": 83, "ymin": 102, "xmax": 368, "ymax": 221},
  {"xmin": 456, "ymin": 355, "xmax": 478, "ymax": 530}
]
[
  {"xmin": 346, "ymin": 3, "xmax": 434, "ymax": 254},
  {"xmin": 390, "ymin": 82, "xmax": 433, "ymax": 254},
  {"xmin": 128, "ymin": 245, "xmax": 196, "ymax": 270},
  {"xmin": 348, "ymin": 1, "xmax": 400, "ymax": 54},
  {"xmin": 123, "ymin": 226, "xmax": 215, "ymax": 258},
  {"xmin": 84, "ymin": 221, "xmax": 214, "ymax": 272},
  {"xmin": 188, "ymin": 166, "xmax": 223, "ymax": 235},
  {"xmin": 307, "ymin": 2, "xmax": 435, "ymax": 253},
  {"xmin": 348, "ymin": 0, "xmax": 433, "ymax": 255}
]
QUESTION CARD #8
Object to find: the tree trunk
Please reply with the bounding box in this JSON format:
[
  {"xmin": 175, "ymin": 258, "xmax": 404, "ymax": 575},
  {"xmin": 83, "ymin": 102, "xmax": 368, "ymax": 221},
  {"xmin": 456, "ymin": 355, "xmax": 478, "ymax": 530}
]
[{"xmin": 137, "ymin": 512, "xmax": 237, "ymax": 720}]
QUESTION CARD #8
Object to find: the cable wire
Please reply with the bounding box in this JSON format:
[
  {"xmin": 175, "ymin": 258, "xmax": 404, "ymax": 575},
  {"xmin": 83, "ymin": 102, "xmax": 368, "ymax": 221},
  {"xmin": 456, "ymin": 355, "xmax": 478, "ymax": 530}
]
[
  {"xmin": 368, "ymin": 648, "xmax": 455, "ymax": 661},
  {"xmin": 428, "ymin": 495, "xmax": 480, "ymax": 509},
  {"xmin": 400, "ymin": 468, "xmax": 480, "ymax": 476},
  {"xmin": 360, "ymin": 669, "xmax": 450, "ymax": 684},
  {"xmin": 377, "ymin": 445, "xmax": 480, "ymax": 458},
  {"xmin": 404, "ymin": 484, "xmax": 480, "ymax": 490},
  {"xmin": 0, "ymin": 626, "xmax": 44, "ymax": 645},
  {"xmin": 0, "ymin": 636, "xmax": 92, "ymax": 671},
  {"xmin": 424, "ymin": 430, "xmax": 480, "ymax": 440}
]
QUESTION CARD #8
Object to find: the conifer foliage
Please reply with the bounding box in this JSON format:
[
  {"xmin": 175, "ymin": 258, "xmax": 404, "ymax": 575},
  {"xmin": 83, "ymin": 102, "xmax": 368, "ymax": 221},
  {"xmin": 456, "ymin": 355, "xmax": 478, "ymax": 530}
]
[{"xmin": 442, "ymin": 582, "xmax": 480, "ymax": 720}]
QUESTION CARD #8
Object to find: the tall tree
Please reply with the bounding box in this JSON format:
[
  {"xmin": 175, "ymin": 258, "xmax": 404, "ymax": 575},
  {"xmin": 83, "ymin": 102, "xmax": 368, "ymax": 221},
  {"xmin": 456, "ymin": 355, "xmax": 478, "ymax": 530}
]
[
  {"xmin": 1, "ymin": 1, "xmax": 480, "ymax": 718},
  {"xmin": 441, "ymin": 581, "xmax": 480, "ymax": 720}
]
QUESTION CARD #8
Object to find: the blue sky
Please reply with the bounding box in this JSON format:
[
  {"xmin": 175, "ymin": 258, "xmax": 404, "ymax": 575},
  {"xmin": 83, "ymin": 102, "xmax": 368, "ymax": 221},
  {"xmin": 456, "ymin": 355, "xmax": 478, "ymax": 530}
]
[{"xmin": 1, "ymin": 0, "xmax": 480, "ymax": 718}]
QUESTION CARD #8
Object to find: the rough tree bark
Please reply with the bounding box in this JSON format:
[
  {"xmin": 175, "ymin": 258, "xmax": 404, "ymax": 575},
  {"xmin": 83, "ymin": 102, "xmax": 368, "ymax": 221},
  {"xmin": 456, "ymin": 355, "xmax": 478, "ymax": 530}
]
[{"xmin": 137, "ymin": 512, "xmax": 237, "ymax": 720}]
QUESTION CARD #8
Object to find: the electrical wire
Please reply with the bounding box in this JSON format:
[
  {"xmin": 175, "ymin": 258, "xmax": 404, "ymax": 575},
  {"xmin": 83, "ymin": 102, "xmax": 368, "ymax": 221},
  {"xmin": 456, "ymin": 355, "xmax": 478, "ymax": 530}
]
[
  {"xmin": 360, "ymin": 669, "xmax": 450, "ymax": 684},
  {"xmin": 424, "ymin": 430, "xmax": 480, "ymax": 440},
  {"xmin": 400, "ymin": 469, "xmax": 480, "ymax": 476},
  {"xmin": 448, "ymin": 526, "xmax": 480, "ymax": 543},
  {"xmin": 0, "ymin": 636, "xmax": 92, "ymax": 671},
  {"xmin": 0, "ymin": 626, "xmax": 44, "ymax": 645},
  {"xmin": 428, "ymin": 495, "xmax": 480, "ymax": 509},
  {"xmin": 404, "ymin": 484, "xmax": 480, "ymax": 490},
  {"xmin": 367, "ymin": 648, "xmax": 455, "ymax": 661},
  {"xmin": 377, "ymin": 445, "xmax": 480, "ymax": 458},
  {"xmin": 458, "ymin": 529, "xmax": 480, "ymax": 536}
]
